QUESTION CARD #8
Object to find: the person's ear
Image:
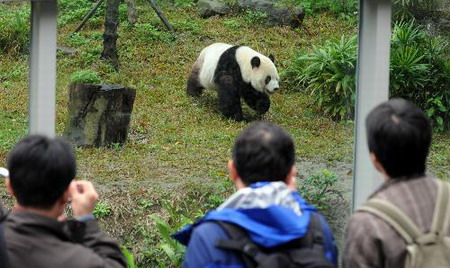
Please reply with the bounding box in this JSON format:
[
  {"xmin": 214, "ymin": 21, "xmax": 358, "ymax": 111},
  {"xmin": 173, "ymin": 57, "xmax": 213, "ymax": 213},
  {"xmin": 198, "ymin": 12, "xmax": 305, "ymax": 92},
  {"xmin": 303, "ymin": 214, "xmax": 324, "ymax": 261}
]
[
  {"xmin": 228, "ymin": 160, "xmax": 246, "ymax": 189},
  {"xmin": 228, "ymin": 160, "xmax": 239, "ymax": 182},
  {"xmin": 370, "ymin": 152, "xmax": 389, "ymax": 180},
  {"xmin": 285, "ymin": 166, "xmax": 297, "ymax": 190},
  {"xmin": 5, "ymin": 178, "xmax": 15, "ymax": 197},
  {"xmin": 370, "ymin": 153, "xmax": 382, "ymax": 171}
]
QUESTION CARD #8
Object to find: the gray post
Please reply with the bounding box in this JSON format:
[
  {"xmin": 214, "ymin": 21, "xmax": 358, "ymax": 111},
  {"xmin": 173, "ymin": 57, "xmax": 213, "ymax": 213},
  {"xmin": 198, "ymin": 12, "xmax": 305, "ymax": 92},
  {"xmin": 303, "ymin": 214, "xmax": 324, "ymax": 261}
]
[
  {"xmin": 352, "ymin": 0, "xmax": 391, "ymax": 209},
  {"xmin": 29, "ymin": 0, "xmax": 58, "ymax": 137}
]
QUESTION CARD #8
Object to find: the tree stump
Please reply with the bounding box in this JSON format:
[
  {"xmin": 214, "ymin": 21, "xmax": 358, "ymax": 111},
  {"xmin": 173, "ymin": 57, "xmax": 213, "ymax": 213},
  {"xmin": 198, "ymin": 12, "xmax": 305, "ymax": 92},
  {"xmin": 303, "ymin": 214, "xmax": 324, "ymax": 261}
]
[{"xmin": 65, "ymin": 84, "xmax": 136, "ymax": 147}]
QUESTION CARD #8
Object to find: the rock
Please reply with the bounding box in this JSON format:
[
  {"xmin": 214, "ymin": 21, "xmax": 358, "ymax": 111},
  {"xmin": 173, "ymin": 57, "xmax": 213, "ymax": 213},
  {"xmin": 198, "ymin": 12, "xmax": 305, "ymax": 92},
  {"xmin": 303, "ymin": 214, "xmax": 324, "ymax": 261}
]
[
  {"xmin": 65, "ymin": 83, "xmax": 136, "ymax": 147},
  {"xmin": 238, "ymin": 0, "xmax": 305, "ymax": 28},
  {"xmin": 57, "ymin": 46, "xmax": 76, "ymax": 55},
  {"xmin": 197, "ymin": 0, "xmax": 231, "ymax": 18}
]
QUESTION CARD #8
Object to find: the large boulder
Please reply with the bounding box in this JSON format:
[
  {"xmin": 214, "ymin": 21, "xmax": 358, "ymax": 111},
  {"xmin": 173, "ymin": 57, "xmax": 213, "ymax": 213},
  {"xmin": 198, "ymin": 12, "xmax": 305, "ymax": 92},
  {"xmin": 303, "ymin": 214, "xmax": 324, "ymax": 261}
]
[
  {"xmin": 197, "ymin": 0, "xmax": 231, "ymax": 18},
  {"xmin": 238, "ymin": 0, "xmax": 305, "ymax": 28}
]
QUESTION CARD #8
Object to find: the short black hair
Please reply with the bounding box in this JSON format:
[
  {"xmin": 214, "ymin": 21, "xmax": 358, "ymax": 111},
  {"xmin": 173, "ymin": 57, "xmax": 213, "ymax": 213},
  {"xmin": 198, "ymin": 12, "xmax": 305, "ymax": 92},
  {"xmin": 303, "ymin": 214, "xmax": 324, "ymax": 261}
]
[
  {"xmin": 366, "ymin": 98, "xmax": 432, "ymax": 179},
  {"xmin": 232, "ymin": 122, "xmax": 295, "ymax": 185},
  {"xmin": 7, "ymin": 135, "xmax": 76, "ymax": 209}
]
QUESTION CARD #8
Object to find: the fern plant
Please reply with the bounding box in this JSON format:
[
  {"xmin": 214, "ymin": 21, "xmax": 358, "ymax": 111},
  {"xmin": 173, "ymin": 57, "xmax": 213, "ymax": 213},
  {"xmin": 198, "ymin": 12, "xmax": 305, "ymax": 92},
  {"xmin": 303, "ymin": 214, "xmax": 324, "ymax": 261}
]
[
  {"xmin": 151, "ymin": 201, "xmax": 193, "ymax": 267},
  {"xmin": 292, "ymin": 35, "xmax": 357, "ymax": 120},
  {"xmin": 390, "ymin": 21, "xmax": 449, "ymax": 130},
  {"xmin": 285, "ymin": 20, "xmax": 448, "ymax": 130}
]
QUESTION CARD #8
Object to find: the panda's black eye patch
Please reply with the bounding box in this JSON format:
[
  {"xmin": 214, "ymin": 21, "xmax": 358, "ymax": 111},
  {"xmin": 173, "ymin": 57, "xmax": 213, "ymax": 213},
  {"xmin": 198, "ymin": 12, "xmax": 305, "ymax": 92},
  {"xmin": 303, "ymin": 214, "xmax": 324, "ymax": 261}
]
[{"xmin": 265, "ymin": 76, "xmax": 271, "ymax": 85}]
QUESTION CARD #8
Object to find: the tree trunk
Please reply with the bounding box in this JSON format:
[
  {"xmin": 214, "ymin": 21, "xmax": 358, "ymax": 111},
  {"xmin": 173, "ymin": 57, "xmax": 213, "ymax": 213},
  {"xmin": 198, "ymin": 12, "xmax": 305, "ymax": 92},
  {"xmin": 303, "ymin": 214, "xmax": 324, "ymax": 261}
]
[
  {"xmin": 124, "ymin": 0, "xmax": 138, "ymax": 25},
  {"xmin": 65, "ymin": 83, "xmax": 136, "ymax": 147},
  {"xmin": 101, "ymin": 0, "xmax": 120, "ymax": 71}
]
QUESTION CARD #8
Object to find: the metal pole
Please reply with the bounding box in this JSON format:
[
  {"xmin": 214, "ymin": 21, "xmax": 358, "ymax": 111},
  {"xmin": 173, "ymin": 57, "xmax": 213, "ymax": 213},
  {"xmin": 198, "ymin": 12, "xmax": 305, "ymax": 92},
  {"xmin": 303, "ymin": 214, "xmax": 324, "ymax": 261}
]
[
  {"xmin": 29, "ymin": 0, "xmax": 57, "ymax": 137},
  {"xmin": 352, "ymin": 0, "xmax": 391, "ymax": 209}
]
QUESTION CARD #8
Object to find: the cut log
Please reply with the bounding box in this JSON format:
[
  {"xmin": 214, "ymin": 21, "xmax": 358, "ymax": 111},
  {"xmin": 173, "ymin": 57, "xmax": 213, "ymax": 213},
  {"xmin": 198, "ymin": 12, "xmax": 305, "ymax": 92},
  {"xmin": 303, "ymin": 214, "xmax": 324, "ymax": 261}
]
[{"xmin": 65, "ymin": 83, "xmax": 136, "ymax": 147}]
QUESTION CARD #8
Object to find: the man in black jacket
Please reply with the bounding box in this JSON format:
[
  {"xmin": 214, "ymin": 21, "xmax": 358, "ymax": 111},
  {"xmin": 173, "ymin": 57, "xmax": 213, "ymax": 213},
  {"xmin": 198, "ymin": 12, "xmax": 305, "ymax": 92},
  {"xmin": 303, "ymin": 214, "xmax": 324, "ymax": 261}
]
[{"xmin": 3, "ymin": 135, "xmax": 126, "ymax": 268}]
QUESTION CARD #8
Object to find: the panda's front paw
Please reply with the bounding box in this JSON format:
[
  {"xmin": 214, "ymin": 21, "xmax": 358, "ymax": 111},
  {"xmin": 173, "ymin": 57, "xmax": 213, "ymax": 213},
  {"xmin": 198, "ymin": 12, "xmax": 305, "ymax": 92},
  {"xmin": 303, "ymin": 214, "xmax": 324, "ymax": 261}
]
[{"xmin": 255, "ymin": 98, "xmax": 270, "ymax": 114}]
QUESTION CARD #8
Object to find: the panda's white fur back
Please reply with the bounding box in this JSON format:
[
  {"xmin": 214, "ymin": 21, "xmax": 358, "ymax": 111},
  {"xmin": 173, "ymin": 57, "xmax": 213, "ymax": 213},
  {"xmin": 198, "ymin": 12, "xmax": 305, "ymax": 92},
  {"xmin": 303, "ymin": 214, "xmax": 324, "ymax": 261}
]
[
  {"xmin": 197, "ymin": 43, "xmax": 233, "ymax": 90},
  {"xmin": 195, "ymin": 43, "xmax": 279, "ymax": 94}
]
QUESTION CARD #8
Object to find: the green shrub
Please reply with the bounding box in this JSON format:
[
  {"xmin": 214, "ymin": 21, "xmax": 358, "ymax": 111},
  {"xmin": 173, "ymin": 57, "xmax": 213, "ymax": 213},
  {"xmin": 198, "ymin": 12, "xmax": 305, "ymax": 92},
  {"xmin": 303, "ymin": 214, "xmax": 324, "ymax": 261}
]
[
  {"xmin": 0, "ymin": 8, "xmax": 30, "ymax": 54},
  {"xmin": 121, "ymin": 246, "xmax": 137, "ymax": 268},
  {"xmin": 70, "ymin": 70, "xmax": 102, "ymax": 84},
  {"xmin": 390, "ymin": 21, "xmax": 449, "ymax": 130},
  {"xmin": 285, "ymin": 21, "xmax": 449, "ymax": 129},
  {"xmin": 151, "ymin": 201, "xmax": 193, "ymax": 267},
  {"xmin": 298, "ymin": 169, "xmax": 342, "ymax": 211},
  {"xmin": 280, "ymin": 0, "xmax": 357, "ymax": 16},
  {"xmin": 286, "ymin": 35, "xmax": 357, "ymax": 120},
  {"xmin": 93, "ymin": 201, "xmax": 112, "ymax": 218},
  {"xmin": 393, "ymin": 0, "xmax": 444, "ymax": 20}
]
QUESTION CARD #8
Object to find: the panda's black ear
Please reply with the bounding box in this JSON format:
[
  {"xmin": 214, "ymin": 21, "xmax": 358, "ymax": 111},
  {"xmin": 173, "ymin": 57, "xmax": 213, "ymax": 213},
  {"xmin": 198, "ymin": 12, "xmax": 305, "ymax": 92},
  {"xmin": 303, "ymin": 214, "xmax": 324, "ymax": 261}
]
[
  {"xmin": 251, "ymin": 56, "xmax": 261, "ymax": 69},
  {"xmin": 269, "ymin": 54, "xmax": 275, "ymax": 63}
]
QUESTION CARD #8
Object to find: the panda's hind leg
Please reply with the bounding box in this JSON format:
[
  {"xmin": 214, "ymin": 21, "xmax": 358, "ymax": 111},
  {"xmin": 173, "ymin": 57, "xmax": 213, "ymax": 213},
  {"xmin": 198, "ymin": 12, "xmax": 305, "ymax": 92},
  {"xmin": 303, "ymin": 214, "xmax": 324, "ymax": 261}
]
[
  {"xmin": 187, "ymin": 66, "xmax": 204, "ymax": 97},
  {"xmin": 217, "ymin": 75, "xmax": 243, "ymax": 121},
  {"xmin": 241, "ymin": 86, "xmax": 270, "ymax": 115}
]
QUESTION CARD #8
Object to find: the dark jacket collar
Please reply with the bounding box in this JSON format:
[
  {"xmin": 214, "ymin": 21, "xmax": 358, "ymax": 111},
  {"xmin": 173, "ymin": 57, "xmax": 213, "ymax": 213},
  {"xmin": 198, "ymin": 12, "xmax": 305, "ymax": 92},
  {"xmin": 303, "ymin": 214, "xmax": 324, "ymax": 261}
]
[{"xmin": 7, "ymin": 212, "xmax": 70, "ymax": 242}]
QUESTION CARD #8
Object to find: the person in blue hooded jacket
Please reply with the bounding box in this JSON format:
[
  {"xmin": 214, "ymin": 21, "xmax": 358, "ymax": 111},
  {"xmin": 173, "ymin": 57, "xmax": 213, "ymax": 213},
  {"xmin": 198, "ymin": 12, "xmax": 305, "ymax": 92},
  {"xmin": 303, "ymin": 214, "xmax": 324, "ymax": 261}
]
[{"xmin": 173, "ymin": 122, "xmax": 338, "ymax": 268}]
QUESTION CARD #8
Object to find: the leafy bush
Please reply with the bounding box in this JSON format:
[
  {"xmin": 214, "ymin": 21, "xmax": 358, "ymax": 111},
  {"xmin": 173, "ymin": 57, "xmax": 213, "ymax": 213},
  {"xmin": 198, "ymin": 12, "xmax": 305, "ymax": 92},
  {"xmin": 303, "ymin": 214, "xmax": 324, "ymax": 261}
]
[
  {"xmin": 393, "ymin": 0, "xmax": 444, "ymax": 20},
  {"xmin": 281, "ymin": 0, "xmax": 357, "ymax": 16},
  {"xmin": 0, "ymin": 8, "xmax": 30, "ymax": 54},
  {"xmin": 298, "ymin": 169, "xmax": 342, "ymax": 211},
  {"xmin": 285, "ymin": 21, "xmax": 449, "ymax": 129},
  {"xmin": 286, "ymin": 35, "xmax": 357, "ymax": 120},
  {"xmin": 121, "ymin": 246, "xmax": 137, "ymax": 268},
  {"xmin": 151, "ymin": 201, "xmax": 193, "ymax": 267},
  {"xmin": 390, "ymin": 21, "xmax": 449, "ymax": 130},
  {"xmin": 70, "ymin": 70, "xmax": 102, "ymax": 84}
]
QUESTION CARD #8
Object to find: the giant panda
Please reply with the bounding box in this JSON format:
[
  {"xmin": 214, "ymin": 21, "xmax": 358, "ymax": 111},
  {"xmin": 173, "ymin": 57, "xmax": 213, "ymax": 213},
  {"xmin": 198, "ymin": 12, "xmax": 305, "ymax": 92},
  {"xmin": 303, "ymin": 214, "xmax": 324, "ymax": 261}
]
[{"xmin": 187, "ymin": 43, "xmax": 280, "ymax": 121}]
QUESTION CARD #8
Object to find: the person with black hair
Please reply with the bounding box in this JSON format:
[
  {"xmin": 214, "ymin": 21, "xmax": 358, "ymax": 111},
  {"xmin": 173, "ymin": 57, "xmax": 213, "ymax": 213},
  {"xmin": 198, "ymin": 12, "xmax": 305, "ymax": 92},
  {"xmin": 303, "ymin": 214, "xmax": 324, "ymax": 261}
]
[
  {"xmin": 2, "ymin": 135, "xmax": 126, "ymax": 268},
  {"xmin": 173, "ymin": 122, "xmax": 338, "ymax": 268},
  {"xmin": 343, "ymin": 98, "xmax": 450, "ymax": 268}
]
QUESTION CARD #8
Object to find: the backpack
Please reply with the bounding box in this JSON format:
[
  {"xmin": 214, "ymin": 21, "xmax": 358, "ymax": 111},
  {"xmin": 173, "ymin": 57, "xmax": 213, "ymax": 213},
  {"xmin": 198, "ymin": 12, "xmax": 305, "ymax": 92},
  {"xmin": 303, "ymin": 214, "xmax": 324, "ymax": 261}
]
[
  {"xmin": 215, "ymin": 213, "xmax": 334, "ymax": 268},
  {"xmin": 358, "ymin": 179, "xmax": 450, "ymax": 268}
]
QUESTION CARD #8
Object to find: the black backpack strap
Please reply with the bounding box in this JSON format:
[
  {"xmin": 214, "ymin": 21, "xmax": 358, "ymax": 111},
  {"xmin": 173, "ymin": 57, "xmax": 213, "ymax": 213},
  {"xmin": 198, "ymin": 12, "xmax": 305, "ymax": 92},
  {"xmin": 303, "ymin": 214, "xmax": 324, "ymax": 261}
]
[
  {"xmin": 0, "ymin": 214, "xmax": 10, "ymax": 268},
  {"xmin": 215, "ymin": 221, "xmax": 265, "ymax": 268},
  {"xmin": 288, "ymin": 213, "xmax": 334, "ymax": 267}
]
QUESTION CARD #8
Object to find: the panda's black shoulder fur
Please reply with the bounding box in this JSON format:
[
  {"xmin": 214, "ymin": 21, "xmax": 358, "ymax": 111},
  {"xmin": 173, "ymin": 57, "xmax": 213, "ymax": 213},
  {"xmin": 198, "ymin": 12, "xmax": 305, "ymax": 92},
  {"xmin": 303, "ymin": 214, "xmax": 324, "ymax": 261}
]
[{"xmin": 213, "ymin": 45, "xmax": 245, "ymax": 86}]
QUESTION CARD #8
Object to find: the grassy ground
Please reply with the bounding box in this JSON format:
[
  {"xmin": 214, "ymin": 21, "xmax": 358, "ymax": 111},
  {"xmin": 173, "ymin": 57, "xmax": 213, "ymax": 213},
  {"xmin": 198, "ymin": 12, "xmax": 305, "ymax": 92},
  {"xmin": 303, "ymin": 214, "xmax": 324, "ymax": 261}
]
[{"xmin": 1, "ymin": 1, "xmax": 449, "ymax": 266}]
